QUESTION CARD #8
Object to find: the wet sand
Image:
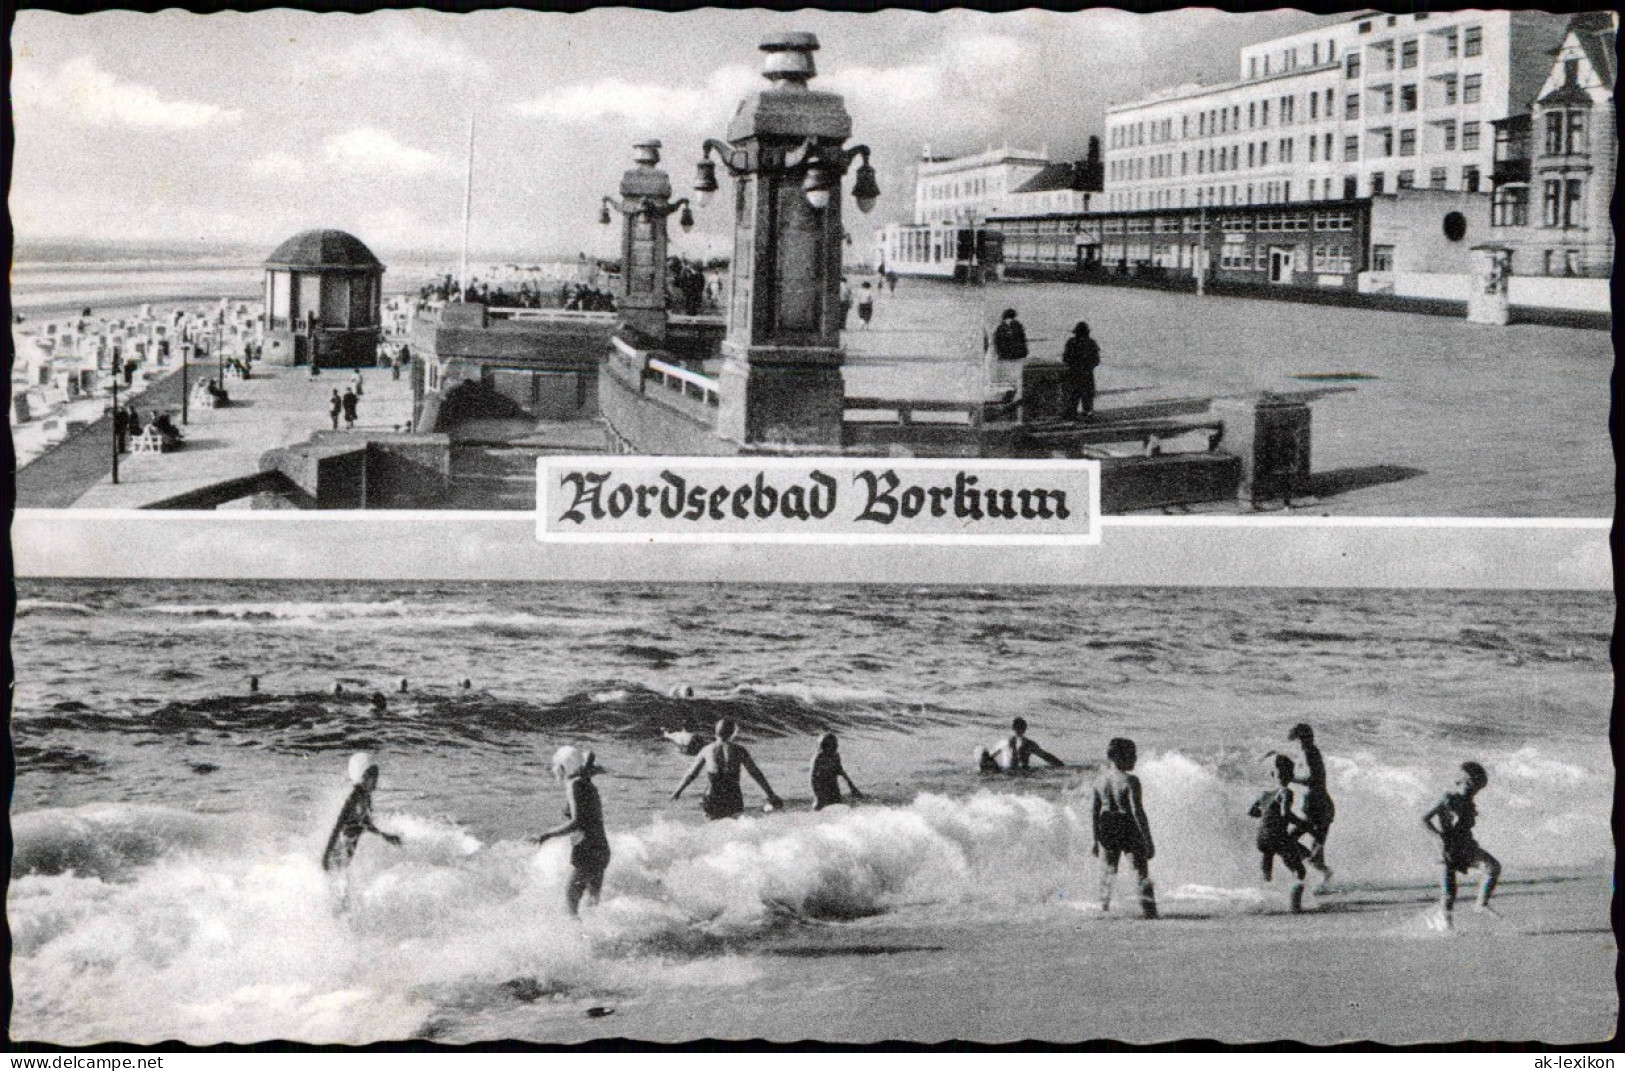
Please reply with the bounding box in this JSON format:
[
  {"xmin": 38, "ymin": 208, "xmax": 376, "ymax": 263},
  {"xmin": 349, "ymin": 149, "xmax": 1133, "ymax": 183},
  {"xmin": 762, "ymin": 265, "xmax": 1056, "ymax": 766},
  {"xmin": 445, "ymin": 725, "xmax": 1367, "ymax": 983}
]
[{"xmin": 452, "ymin": 868, "xmax": 1615, "ymax": 1045}]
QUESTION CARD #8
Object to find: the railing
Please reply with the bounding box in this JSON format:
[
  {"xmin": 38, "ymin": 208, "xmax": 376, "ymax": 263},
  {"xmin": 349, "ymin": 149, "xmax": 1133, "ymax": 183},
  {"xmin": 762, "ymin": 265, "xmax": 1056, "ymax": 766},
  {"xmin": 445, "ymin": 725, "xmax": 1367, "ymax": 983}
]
[
  {"xmin": 844, "ymin": 397, "xmax": 987, "ymax": 427},
  {"xmin": 647, "ymin": 357, "xmax": 720, "ymax": 407},
  {"xmin": 611, "ymin": 335, "xmax": 720, "ymax": 408},
  {"xmin": 487, "ymin": 307, "xmax": 616, "ymax": 323}
]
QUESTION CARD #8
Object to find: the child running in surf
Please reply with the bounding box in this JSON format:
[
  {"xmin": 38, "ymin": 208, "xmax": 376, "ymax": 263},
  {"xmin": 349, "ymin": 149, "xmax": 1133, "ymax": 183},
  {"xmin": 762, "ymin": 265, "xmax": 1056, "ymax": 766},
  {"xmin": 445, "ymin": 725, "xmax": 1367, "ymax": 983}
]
[
  {"xmin": 1422, "ymin": 761, "xmax": 1502, "ymax": 929},
  {"xmin": 1287, "ymin": 723, "xmax": 1335, "ymax": 893},
  {"xmin": 1249, "ymin": 754, "xmax": 1310, "ymax": 913},
  {"xmin": 810, "ymin": 732, "xmax": 863, "ymax": 810},
  {"xmin": 322, "ymin": 752, "xmax": 402, "ymax": 903},
  {"xmin": 672, "ymin": 718, "xmax": 784, "ymax": 819},
  {"xmin": 1092, "ymin": 737, "xmax": 1157, "ymax": 918}
]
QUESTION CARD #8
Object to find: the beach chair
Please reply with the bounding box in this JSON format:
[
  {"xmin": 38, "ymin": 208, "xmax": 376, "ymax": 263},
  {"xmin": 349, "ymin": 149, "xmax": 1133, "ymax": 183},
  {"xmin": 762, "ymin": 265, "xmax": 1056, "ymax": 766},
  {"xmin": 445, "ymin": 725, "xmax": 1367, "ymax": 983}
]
[{"xmin": 131, "ymin": 426, "xmax": 168, "ymax": 454}]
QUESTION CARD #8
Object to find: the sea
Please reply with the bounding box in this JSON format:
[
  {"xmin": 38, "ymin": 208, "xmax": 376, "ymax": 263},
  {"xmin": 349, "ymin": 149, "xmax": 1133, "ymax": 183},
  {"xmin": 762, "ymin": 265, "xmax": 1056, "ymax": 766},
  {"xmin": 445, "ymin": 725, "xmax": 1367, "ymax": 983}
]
[
  {"xmin": 10, "ymin": 579, "xmax": 1613, "ymax": 1044},
  {"xmin": 9, "ymin": 240, "xmax": 579, "ymax": 319}
]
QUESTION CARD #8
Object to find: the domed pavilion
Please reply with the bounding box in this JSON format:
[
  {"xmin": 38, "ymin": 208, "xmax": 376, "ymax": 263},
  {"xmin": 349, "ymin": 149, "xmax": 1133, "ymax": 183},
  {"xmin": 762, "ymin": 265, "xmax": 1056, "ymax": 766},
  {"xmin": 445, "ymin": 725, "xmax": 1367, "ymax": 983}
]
[{"xmin": 262, "ymin": 229, "xmax": 385, "ymax": 368}]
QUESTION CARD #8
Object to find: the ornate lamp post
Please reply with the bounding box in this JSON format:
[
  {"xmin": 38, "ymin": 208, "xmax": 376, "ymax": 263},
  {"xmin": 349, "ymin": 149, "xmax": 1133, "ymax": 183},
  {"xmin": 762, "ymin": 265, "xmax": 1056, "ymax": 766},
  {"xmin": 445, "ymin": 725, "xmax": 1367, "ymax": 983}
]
[
  {"xmin": 691, "ymin": 32, "xmax": 880, "ymax": 450},
  {"xmin": 599, "ymin": 140, "xmax": 693, "ymax": 343}
]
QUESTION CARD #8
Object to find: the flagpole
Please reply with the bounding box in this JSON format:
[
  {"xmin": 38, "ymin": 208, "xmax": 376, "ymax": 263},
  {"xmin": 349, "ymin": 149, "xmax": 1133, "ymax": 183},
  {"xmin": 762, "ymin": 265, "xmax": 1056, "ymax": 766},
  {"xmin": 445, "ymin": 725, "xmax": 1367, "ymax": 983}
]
[{"xmin": 459, "ymin": 110, "xmax": 476, "ymax": 298}]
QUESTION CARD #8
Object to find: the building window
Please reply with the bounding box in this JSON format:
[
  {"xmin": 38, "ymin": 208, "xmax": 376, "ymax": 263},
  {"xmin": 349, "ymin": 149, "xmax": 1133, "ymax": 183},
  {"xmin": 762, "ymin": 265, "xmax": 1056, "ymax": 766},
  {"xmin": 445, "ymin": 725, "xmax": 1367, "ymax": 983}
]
[
  {"xmin": 1371, "ymin": 172, "xmax": 1385, "ymax": 194},
  {"xmin": 1564, "ymin": 179, "xmax": 1584, "ymax": 227},
  {"xmin": 1543, "ymin": 111, "xmax": 1565, "ymax": 155},
  {"xmin": 1372, "ymin": 244, "xmax": 1394, "ymax": 271},
  {"xmin": 1462, "ymin": 166, "xmax": 1480, "ymax": 192},
  {"xmin": 1373, "ymin": 129, "xmax": 1393, "ymax": 157},
  {"xmin": 1442, "ymin": 76, "xmax": 1457, "ymax": 106},
  {"xmin": 1359, "ymin": 20, "xmax": 1372, "ymax": 34},
  {"xmin": 1400, "ymin": 84, "xmax": 1417, "ymax": 111},
  {"xmin": 1344, "ymin": 135, "xmax": 1360, "ymax": 161},
  {"xmin": 1542, "ymin": 180, "xmax": 1562, "ymax": 226},
  {"xmin": 1462, "ymin": 121, "xmax": 1480, "ymax": 151},
  {"xmin": 1429, "ymin": 167, "xmax": 1448, "ymax": 188},
  {"xmin": 1260, "ymin": 142, "xmax": 1269, "ymax": 165},
  {"xmin": 1283, "ymin": 96, "xmax": 1294, "ymax": 123},
  {"xmin": 1344, "ymin": 175, "xmax": 1359, "ymax": 198},
  {"xmin": 1397, "ymin": 170, "xmax": 1415, "ymax": 189},
  {"xmin": 1492, "ymin": 186, "xmax": 1528, "ymax": 226},
  {"xmin": 1445, "ymin": 30, "xmax": 1459, "ymax": 58},
  {"xmin": 1566, "ymin": 111, "xmax": 1587, "ymax": 155},
  {"xmin": 1380, "ymin": 85, "xmax": 1395, "ymax": 113},
  {"xmin": 1463, "ymin": 26, "xmax": 1482, "ymax": 57},
  {"xmin": 1249, "ymin": 102, "xmax": 1257, "ymax": 128},
  {"xmin": 1401, "ymin": 39, "xmax": 1419, "ymax": 68},
  {"xmin": 1248, "ymin": 143, "xmax": 1256, "ymax": 168},
  {"xmin": 1309, "ymin": 137, "xmax": 1318, "ymax": 163},
  {"xmin": 1443, "ymin": 121, "xmax": 1457, "ymax": 150},
  {"xmin": 1399, "ymin": 128, "xmax": 1416, "ymax": 156},
  {"xmin": 1250, "ymin": 57, "xmax": 1258, "ymax": 79},
  {"xmin": 1463, "ymin": 74, "xmax": 1482, "ymax": 104},
  {"xmin": 1281, "ymin": 138, "xmax": 1292, "ymax": 163},
  {"xmin": 1261, "ymin": 101, "xmax": 1270, "ymax": 125},
  {"xmin": 1347, "ymin": 53, "xmax": 1361, "ymax": 78},
  {"xmin": 1311, "ymin": 93, "xmax": 1319, "ymax": 120},
  {"xmin": 1347, "ymin": 94, "xmax": 1360, "ymax": 119}
]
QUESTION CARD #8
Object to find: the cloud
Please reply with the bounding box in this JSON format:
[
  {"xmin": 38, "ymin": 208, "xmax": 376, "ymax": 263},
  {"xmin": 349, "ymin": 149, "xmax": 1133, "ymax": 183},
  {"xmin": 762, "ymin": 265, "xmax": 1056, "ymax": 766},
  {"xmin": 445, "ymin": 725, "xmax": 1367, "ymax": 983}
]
[
  {"xmin": 320, "ymin": 24, "xmax": 486, "ymax": 78},
  {"xmin": 249, "ymin": 152, "xmax": 308, "ymax": 179},
  {"xmin": 512, "ymin": 64, "xmax": 758, "ymax": 130},
  {"xmin": 248, "ymin": 129, "xmax": 443, "ymax": 182},
  {"xmin": 12, "ymin": 55, "xmax": 242, "ymax": 129},
  {"xmin": 321, "ymin": 128, "xmax": 442, "ymax": 175}
]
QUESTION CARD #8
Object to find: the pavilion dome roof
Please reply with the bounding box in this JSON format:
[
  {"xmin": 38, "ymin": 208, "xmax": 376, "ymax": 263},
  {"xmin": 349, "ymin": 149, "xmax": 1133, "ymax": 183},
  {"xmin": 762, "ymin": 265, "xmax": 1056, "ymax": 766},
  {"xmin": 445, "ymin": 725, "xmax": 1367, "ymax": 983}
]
[{"xmin": 264, "ymin": 229, "xmax": 384, "ymax": 271}]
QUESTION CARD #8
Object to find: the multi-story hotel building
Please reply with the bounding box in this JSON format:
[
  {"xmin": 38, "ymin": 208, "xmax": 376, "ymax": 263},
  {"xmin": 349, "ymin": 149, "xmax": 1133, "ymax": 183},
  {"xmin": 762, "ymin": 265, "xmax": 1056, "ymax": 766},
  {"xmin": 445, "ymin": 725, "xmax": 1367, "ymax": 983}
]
[
  {"xmin": 1103, "ymin": 10, "xmax": 1569, "ymax": 211},
  {"xmin": 911, "ymin": 146, "xmax": 1051, "ymax": 225}
]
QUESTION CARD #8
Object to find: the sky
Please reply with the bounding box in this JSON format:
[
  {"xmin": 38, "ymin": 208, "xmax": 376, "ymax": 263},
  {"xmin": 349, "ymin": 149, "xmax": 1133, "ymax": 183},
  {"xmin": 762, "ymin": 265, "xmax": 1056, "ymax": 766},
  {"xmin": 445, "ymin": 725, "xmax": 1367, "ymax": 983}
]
[{"xmin": 9, "ymin": 6, "xmax": 1337, "ymax": 262}]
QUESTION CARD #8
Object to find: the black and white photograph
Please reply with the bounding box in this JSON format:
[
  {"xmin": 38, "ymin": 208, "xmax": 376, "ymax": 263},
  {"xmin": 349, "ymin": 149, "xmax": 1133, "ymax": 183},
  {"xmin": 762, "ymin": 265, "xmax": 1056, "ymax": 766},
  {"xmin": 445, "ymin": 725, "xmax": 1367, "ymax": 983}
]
[{"xmin": 7, "ymin": 2, "xmax": 1617, "ymax": 1053}]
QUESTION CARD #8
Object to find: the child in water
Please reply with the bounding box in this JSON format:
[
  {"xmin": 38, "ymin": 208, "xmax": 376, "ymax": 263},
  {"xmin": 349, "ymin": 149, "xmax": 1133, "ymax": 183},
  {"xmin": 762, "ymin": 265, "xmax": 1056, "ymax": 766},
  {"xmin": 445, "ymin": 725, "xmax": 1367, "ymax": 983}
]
[
  {"xmin": 322, "ymin": 752, "xmax": 402, "ymax": 902},
  {"xmin": 1091, "ymin": 737, "xmax": 1157, "ymax": 918},
  {"xmin": 1248, "ymin": 754, "xmax": 1310, "ymax": 913},
  {"xmin": 976, "ymin": 717, "xmax": 1065, "ymax": 773},
  {"xmin": 1287, "ymin": 723, "xmax": 1335, "ymax": 893},
  {"xmin": 534, "ymin": 746, "xmax": 610, "ymax": 917},
  {"xmin": 1422, "ymin": 761, "xmax": 1502, "ymax": 929},
  {"xmin": 810, "ymin": 732, "xmax": 863, "ymax": 809}
]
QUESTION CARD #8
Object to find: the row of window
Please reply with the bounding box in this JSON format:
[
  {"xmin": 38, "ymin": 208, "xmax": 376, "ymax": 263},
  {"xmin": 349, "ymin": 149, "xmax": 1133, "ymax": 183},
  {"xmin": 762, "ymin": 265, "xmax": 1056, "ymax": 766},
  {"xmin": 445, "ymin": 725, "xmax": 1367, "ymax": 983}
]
[
  {"xmin": 1346, "ymin": 25, "xmax": 1480, "ymax": 78},
  {"xmin": 1490, "ymin": 180, "xmax": 1588, "ymax": 229},
  {"xmin": 1111, "ymin": 70, "xmax": 1486, "ymax": 156}
]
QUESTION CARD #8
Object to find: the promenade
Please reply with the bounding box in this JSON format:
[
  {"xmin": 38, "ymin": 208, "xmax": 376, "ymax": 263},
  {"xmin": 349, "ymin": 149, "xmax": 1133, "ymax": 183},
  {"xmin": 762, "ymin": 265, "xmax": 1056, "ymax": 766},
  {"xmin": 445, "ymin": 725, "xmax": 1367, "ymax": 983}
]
[
  {"xmin": 23, "ymin": 362, "xmax": 413, "ymax": 509},
  {"xmin": 842, "ymin": 279, "xmax": 1612, "ymax": 517}
]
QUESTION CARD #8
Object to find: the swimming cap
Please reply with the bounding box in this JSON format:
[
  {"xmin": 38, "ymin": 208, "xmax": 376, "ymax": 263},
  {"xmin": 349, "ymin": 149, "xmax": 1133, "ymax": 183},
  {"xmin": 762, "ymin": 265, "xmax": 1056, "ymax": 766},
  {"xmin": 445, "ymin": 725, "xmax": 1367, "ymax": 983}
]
[
  {"xmin": 348, "ymin": 752, "xmax": 377, "ymax": 785},
  {"xmin": 716, "ymin": 718, "xmax": 738, "ymax": 740},
  {"xmin": 818, "ymin": 732, "xmax": 838, "ymax": 751},
  {"xmin": 552, "ymin": 745, "xmax": 586, "ymax": 778}
]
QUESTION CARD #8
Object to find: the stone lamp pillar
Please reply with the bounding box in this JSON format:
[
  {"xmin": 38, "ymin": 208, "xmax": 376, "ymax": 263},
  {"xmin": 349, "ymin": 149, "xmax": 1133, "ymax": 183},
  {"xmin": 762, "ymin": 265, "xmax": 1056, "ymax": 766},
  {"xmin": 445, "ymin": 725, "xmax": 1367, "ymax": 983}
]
[
  {"xmin": 693, "ymin": 32, "xmax": 880, "ymax": 450},
  {"xmin": 601, "ymin": 140, "xmax": 692, "ymax": 344}
]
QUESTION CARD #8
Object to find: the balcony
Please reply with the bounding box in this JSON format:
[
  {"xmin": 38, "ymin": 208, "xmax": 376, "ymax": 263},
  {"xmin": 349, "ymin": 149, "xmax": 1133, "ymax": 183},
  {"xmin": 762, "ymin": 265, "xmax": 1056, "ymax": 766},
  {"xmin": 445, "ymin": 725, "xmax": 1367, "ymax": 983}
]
[{"xmin": 1491, "ymin": 158, "xmax": 1531, "ymax": 186}]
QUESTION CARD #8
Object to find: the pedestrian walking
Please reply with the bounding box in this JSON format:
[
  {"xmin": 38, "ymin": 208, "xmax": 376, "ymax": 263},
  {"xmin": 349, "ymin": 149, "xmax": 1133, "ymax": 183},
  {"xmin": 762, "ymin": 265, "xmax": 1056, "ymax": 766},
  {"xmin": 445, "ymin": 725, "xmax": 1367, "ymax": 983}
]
[
  {"xmin": 857, "ymin": 282, "xmax": 875, "ymax": 328},
  {"xmin": 1061, "ymin": 321, "xmax": 1102, "ymax": 420},
  {"xmin": 329, "ymin": 389, "xmax": 342, "ymax": 431},
  {"xmin": 342, "ymin": 388, "xmax": 358, "ymax": 430}
]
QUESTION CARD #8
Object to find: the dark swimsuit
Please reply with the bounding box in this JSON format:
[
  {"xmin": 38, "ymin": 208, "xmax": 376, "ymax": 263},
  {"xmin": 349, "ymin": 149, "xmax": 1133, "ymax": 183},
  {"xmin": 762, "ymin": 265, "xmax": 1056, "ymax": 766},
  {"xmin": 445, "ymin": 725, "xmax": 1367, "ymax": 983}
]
[
  {"xmin": 1254, "ymin": 787, "xmax": 1306, "ymax": 872},
  {"xmin": 1095, "ymin": 777, "xmax": 1144, "ymax": 854},
  {"xmin": 1299, "ymin": 744, "xmax": 1336, "ymax": 840},
  {"xmin": 567, "ymin": 778, "xmax": 610, "ymax": 876},
  {"xmin": 702, "ymin": 743, "xmax": 746, "ymax": 820},
  {"xmin": 811, "ymin": 754, "xmax": 844, "ymax": 808},
  {"xmin": 322, "ymin": 787, "xmax": 372, "ymax": 872},
  {"xmin": 1439, "ymin": 792, "xmax": 1480, "ymax": 873}
]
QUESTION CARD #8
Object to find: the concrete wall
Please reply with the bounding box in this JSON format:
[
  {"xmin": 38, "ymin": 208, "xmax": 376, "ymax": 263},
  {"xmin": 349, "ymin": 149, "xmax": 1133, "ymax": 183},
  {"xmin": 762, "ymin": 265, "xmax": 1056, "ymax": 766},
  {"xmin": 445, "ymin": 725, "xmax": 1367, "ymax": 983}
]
[
  {"xmin": 1368, "ymin": 189, "xmax": 1487, "ymax": 274},
  {"xmin": 599, "ymin": 361, "xmax": 734, "ymax": 456},
  {"xmin": 365, "ymin": 435, "xmax": 452, "ymax": 508}
]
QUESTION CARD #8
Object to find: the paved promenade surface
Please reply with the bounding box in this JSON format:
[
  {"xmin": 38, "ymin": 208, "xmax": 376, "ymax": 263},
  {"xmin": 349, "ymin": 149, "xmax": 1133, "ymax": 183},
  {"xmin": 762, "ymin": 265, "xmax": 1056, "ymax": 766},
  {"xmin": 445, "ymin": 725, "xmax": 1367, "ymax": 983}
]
[
  {"xmin": 841, "ymin": 279, "xmax": 1612, "ymax": 517},
  {"xmin": 57, "ymin": 363, "xmax": 413, "ymax": 509}
]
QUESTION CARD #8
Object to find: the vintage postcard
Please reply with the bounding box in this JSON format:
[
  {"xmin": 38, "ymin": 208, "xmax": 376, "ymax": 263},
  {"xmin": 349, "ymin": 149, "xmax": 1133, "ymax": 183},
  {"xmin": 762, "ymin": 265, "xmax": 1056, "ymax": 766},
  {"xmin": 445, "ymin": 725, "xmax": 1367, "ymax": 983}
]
[{"xmin": 8, "ymin": 4, "xmax": 1615, "ymax": 1049}]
